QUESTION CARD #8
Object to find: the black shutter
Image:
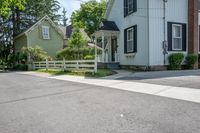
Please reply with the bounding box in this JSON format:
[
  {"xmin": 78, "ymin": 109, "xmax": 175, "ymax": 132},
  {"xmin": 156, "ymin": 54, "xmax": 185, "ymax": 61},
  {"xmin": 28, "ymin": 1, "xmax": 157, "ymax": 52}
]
[
  {"xmin": 134, "ymin": 25, "xmax": 137, "ymax": 52},
  {"xmin": 167, "ymin": 22, "xmax": 172, "ymax": 51},
  {"xmin": 124, "ymin": 29, "xmax": 127, "ymax": 53},
  {"xmin": 182, "ymin": 24, "xmax": 186, "ymax": 51},
  {"xmin": 124, "ymin": 0, "xmax": 128, "ymax": 17},
  {"xmin": 133, "ymin": 0, "xmax": 137, "ymax": 12}
]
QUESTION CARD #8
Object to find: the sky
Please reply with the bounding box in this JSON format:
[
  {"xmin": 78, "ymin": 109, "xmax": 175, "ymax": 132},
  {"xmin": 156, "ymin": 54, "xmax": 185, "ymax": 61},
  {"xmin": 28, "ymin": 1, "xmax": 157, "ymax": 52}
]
[{"xmin": 57, "ymin": 0, "xmax": 93, "ymax": 18}]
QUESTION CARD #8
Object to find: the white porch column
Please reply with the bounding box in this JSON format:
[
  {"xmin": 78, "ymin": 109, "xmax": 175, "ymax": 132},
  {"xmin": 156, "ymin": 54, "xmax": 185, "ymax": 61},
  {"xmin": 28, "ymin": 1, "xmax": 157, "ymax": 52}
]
[
  {"xmin": 101, "ymin": 32, "xmax": 105, "ymax": 63},
  {"xmin": 116, "ymin": 34, "xmax": 119, "ymax": 62}
]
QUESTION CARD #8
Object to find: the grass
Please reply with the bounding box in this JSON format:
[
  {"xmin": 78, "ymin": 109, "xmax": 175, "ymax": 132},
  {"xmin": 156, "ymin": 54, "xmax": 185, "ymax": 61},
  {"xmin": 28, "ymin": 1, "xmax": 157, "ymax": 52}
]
[{"xmin": 34, "ymin": 69, "xmax": 115, "ymax": 78}]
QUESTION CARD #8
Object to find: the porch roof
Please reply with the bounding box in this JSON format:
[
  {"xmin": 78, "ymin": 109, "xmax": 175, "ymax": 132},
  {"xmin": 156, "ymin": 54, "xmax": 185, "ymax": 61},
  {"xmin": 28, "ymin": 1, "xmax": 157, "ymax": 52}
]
[{"xmin": 99, "ymin": 21, "xmax": 119, "ymax": 31}]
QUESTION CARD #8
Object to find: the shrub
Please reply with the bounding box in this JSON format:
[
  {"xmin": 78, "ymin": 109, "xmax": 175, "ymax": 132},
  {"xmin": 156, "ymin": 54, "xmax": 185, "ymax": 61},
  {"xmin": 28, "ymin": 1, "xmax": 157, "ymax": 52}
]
[
  {"xmin": 19, "ymin": 52, "xmax": 27, "ymax": 64},
  {"xmin": 185, "ymin": 54, "xmax": 198, "ymax": 69},
  {"xmin": 168, "ymin": 53, "xmax": 184, "ymax": 70},
  {"xmin": 21, "ymin": 46, "xmax": 50, "ymax": 61},
  {"xmin": 14, "ymin": 64, "xmax": 28, "ymax": 71},
  {"xmin": 84, "ymin": 55, "xmax": 95, "ymax": 60},
  {"xmin": 56, "ymin": 47, "xmax": 101, "ymax": 60}
]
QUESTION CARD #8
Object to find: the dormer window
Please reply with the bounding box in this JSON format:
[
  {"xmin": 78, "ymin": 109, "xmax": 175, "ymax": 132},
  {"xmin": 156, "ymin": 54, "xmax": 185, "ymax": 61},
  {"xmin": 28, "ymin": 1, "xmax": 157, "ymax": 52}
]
[
  {"xmin": 42, "ymin": 26, "xmax": 50, "ymax": 39},
  {"xmin": 124, "ymin": 0, "xmax": 137, "ymax": 17}
]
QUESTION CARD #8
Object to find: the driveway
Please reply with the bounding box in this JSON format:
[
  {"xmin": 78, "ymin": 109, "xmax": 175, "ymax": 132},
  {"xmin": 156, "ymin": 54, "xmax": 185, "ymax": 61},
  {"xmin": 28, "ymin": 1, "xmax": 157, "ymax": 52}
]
[
  {"xmin": 117, "ymin": 70, "xmax": 200, "ymax": 89},
  {"xmin": 0, "ymin": 72, "xmax": 200, "ymax": 133}
]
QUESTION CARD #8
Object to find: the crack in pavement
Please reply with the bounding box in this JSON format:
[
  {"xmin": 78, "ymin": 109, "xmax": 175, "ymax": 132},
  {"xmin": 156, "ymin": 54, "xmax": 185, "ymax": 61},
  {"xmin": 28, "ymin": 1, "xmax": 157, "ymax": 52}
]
[{"xmin": 0, "ymin": 88, "xmax": 92, "ymax": 106}]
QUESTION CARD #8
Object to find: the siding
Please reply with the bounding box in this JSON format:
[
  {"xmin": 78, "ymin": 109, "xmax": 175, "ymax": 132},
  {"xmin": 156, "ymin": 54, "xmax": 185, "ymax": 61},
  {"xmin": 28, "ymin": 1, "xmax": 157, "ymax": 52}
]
[
  {"xmin": 27, "ymin": 20, "xmax": 64, "ymax": 57},
  {"xmin": 148, "ymin": 0, "xmax": 188, "ymax": 65},
  {"xmin": 14, "ymin": 35, "xmax": 27, "ymax": 54},
  {"xmin": 107, "ymin": 0, "xmax": 149, "ymax": 66}
]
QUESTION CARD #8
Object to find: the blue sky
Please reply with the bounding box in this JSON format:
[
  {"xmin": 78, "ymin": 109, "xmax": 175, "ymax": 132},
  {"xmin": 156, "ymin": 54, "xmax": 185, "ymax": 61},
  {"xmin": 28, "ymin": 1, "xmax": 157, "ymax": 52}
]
[{"xmin": 58, "ymin": 0, "xmax": 90, "ymax": 18}]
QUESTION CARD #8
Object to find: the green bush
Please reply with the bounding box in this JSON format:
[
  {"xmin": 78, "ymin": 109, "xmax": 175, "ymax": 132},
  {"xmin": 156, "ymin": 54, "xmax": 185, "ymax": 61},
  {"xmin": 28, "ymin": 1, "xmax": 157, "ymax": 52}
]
[
  {"xmin": 14, "ymin": 64, "xmax": 28, "ymax": 71},
  {"xmin": 21, "ymin": 46, "xmax": 50, "ymax": 61},
  {"xmin": 168, "ymin": 53, "xmax": 184, "ymax": 70},
  {"xmin": 185, "ymin": 54, "xmax": 198, "ymax": 69},
  {"xmin": 84, "ymin": 55, "xmax": 95, "ymax": 60},
  {"xmin": 56, "ymin": 47, "xmax": 101, "ymax": 60},
  {"xmin": 19, "ymin": 52, "xmax": 27, "ymax": 64}
]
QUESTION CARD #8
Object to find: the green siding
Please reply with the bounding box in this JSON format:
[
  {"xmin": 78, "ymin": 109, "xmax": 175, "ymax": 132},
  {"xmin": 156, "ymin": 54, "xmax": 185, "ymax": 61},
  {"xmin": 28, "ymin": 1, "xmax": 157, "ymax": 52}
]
[
  {"xmin": 27, "ymin": 20, "xmax": 64, "ymax": 57},
  {"xmin": 14, "ymin": 35, "xmax": 27, "ymax": 54}
]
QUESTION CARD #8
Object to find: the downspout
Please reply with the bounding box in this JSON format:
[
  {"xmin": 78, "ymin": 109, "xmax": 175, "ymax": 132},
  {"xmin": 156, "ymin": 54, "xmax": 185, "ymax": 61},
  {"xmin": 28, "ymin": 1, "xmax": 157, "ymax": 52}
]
[
  {"xmin": 147, "ymin": 0, "xmax": 150, "ymax": 67},
  {"xmin": 162, "ymin": 0, "xmax": 168, "ymax": 65}
]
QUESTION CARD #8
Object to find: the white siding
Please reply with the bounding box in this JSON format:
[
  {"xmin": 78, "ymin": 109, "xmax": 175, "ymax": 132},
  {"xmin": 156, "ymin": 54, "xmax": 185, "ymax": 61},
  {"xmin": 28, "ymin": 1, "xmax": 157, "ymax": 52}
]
[
  {"xmin": 148, "ymin": 0, "xmax": 188, "ymax": 66},
  {"xmin": 107, "ymin": 0, "xmax": 149, "ymax": 66},
  {"xmin": 106, "ymin": 0, "xmax": 190, "ymax": 66}
]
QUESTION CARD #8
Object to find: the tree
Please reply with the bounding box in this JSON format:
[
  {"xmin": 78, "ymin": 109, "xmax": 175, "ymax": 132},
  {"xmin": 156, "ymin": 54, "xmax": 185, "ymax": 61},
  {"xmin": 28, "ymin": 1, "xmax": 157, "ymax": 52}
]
[
  {"xmin": 62, "ymin": 8, "xmax": 68, "ymax": 26},
  {"xmin": 68, "ymin": 28, "xmax": 87, "ymax": 48},
  {"xmin": 71, "ymin": 0, "xmax": 107, "ymax": 36},
  {"xmin": 0, "ymin": 0, "xmax": 61, "ymax": 66},
  {"xmin": 13, "ymin": 0, "xmax": 61, "ymax": 35},
  {"xmin": 0, "ymin": 0, "xmax": 26, "ymax": 17}
]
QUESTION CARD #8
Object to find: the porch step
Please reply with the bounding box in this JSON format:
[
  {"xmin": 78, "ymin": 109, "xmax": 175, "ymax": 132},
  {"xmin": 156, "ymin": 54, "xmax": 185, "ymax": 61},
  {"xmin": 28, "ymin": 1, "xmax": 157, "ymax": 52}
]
[{"xmin": 98, "ymin": 62, "xmax": 120, "ymax": 69}]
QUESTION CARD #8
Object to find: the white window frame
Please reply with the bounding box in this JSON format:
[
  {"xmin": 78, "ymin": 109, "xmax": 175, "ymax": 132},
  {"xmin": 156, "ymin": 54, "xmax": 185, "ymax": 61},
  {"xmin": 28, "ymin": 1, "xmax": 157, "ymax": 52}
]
[
  {"xmin": 172, "ymin": 24, "xmax": 182, "ymax": 51},
  {"xmin": 127, "ymin": 27, "xmax": 134, "ymax": 53},
  {"xmin": 42, "ymin": 26, "xmax": 50, "ymax": 40},
  {"xmin": 127, "ymin": 0, "xmax": 134, "ymax": 14}
]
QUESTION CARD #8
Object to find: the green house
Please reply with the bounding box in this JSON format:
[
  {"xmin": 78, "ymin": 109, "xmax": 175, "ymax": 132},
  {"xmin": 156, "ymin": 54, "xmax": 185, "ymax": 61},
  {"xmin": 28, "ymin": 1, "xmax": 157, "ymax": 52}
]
[{"xmin": 14, "ymin": 15, "xmax": 66, "ymax": 57}]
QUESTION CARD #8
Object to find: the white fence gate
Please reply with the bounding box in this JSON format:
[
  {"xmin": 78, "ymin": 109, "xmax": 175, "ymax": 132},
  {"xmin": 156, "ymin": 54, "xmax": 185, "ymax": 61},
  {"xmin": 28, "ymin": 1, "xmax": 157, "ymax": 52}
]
[{"xmin": 33, "ymin": 59, "xmax": 97, "ymax": 73}]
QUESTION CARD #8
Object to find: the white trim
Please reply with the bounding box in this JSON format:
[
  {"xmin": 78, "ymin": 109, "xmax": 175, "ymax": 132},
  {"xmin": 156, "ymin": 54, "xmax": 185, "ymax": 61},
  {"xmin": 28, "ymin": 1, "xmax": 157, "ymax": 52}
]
[
  {"xmin": 127, "ymin": 0, "xmax": 134, "ymax": 14},
  {"xmin": 127, "ymin": 27, "xmax": 134, "ymax": 53},
  {"xmin": 14, "ymin": 15, "xmax": 65, "ymax": 40},
  {"xmin": 172, "ymin": 24, "xmax": 182, "ymax": 51},
  {"xmin": 42, "ymin": 26, "xmax": 50, "ymax": 39}
]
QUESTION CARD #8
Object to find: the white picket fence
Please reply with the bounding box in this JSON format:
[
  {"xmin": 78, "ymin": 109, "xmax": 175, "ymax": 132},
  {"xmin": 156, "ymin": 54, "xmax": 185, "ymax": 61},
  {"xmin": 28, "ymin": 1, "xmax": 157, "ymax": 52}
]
[{"xmin": 33, "ymin": 59, "xmax": 97, "ymax": 73}]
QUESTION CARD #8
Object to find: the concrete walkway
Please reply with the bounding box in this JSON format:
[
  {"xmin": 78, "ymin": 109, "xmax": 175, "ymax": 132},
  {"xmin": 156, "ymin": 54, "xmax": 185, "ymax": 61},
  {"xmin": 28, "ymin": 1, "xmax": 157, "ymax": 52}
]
[{"xmin": 18, "ymin": 70, "xmax": 200, "ymax": 103}]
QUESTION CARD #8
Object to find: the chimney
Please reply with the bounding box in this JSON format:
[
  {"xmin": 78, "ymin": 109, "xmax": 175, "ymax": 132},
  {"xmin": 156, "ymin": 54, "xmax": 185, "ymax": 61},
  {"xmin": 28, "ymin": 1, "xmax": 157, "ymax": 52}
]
[{"xmin": 188, "ymin": 0, "xmax": 199, "ymax": 69}]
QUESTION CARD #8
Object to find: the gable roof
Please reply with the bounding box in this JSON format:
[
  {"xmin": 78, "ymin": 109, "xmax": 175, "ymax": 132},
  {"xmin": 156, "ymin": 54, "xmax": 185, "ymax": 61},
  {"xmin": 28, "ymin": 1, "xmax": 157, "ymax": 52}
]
[
  {"xmin": 14, "ymin": 15, "xmax": 65, "ymax": 40},
  {"xmin": 58, "ymin": 25, "xmax": 67, "ymax": 36},
  {"xmin": 105, "ymin": 0, "xmax": 114, "ymax": 19},
  {"xmin": 99, "ymin": 21, "xmax": 119, "ymax": 31}
]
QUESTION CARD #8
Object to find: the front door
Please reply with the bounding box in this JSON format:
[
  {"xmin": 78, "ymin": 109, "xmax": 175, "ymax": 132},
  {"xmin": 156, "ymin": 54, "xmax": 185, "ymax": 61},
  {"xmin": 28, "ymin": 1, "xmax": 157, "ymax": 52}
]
[{"xmin": 111, "ymin": 38, "xmax": 117, "ymax": 62}]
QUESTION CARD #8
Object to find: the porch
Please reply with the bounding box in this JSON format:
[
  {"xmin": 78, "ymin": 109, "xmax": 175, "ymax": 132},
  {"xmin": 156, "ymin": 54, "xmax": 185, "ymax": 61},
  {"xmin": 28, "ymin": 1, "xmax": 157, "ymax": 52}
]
[{"xmin": 93, "ymin": 21, "xmax": 120, "ymax": 68}]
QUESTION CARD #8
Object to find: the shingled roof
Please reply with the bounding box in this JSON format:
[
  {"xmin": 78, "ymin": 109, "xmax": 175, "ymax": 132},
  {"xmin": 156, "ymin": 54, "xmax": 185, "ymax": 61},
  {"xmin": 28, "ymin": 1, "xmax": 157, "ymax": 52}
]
[{"xmin": 99, "ymin": 21, "xmax": 119, "ymax": 31}]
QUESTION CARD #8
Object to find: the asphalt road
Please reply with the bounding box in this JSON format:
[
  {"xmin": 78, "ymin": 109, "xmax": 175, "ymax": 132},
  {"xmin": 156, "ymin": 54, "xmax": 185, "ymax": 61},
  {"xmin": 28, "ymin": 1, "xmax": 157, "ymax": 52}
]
[
  {"xmin": 117, "ymin": 70, "xmax": 200, "ymax": 89},
  {"xmin": 0, "ymin": 72, "xmax": 200, "ymax": 133}
]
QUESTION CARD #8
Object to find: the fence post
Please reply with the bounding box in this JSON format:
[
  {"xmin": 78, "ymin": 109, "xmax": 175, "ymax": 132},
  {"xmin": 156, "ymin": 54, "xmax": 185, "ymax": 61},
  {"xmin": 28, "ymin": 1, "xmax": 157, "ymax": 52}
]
[
  {"xmin": 33, "ymin": 62, "xmax": 35, "ymax": 70},
  {"xmin": 76, "ymin": 61, "xmax": 79, "ymax": 70},
  {"xmin": 94, "ymin": 57, "xmax": 97, "ymax": 73},
  {"xmin": 46, "ymin": 59, "xmax": 48, "ymax": 71},
  {"xmin": 63, "ymin": 58, "xmax": 66, "ymax": 71}
]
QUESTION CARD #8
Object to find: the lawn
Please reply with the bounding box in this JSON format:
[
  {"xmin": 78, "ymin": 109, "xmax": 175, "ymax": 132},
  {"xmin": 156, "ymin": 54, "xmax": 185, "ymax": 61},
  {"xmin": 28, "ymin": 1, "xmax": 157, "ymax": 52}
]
[{"xmin": 34, "ymin": 69, "xmax": 116, "ymax": 78}]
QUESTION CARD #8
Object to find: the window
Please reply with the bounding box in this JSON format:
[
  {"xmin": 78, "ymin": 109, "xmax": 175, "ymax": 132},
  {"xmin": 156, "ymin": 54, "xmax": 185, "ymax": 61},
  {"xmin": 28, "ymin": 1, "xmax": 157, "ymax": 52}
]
[
  {"xmin": 128, "ymin": 0, "xmax": 134, "ymax": 14},
  {"xmin": 42, "ymin": 26, "xmax": 50, "ymax": 39},
  {"xmin": 124, "ymin": 0, "xmax": 137, "ymax": 17},
  {"xmin": 127, "ymin": 28, "xmax": 134, "ymax": 52},
  {"xmin": 124, "ymin": 25, "xmax": 137, "ymax": 53},
  {"xmin": 172, "ymin": 24, "xmax": 182, "ymax": 50}
]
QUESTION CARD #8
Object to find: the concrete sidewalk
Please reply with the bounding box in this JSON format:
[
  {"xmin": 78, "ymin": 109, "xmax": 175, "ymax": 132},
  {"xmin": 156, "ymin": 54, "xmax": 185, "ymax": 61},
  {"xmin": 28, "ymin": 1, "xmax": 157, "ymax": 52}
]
[{"xmin": 18, "ymin": 71, "xmax": 200, "ymax": 103}]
